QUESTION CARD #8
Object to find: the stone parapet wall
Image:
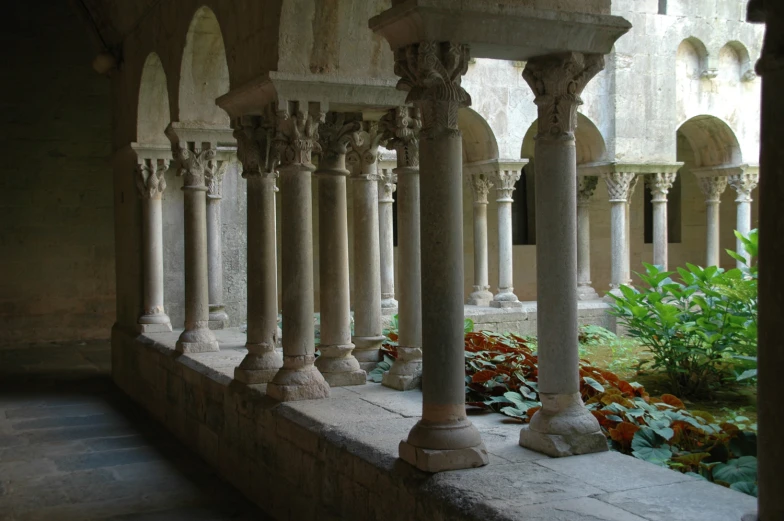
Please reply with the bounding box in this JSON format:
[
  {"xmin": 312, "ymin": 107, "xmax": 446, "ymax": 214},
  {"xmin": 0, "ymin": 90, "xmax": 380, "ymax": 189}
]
[{"xmin": 465, "ymin": 302, "xmax": 614, "ymax": 336}]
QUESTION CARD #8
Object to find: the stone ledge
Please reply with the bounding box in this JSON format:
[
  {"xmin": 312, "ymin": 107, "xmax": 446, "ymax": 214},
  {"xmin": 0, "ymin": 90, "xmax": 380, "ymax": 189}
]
[{"xmin": 111, "ymin": 325, "xmax": 757, "ymax": 521}]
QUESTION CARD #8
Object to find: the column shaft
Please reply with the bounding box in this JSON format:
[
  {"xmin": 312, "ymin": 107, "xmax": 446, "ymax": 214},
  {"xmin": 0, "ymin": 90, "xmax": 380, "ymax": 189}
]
[
  {"xmin": 736, "ymin": 200, "xmax": 751, "ymax": 261},
  {"xmin": 728, "ymin": 170, "xmax": 759, "ymax": 267},
  {"xmin": 576, "ymin": 175, "xmax": 599, "ymax": 300},
  {"xmin": 492, "ymin": 170, "xmax": 522, "ymax": 308},
  {"xmin": 706, "ymin": 201, "xmax": 721, "ymax": 267},
  {"xmin": 379, "ymin": 172, "xmax": 398, "ymax": 314},
  {"xmin": 610, "ymin": 201, "xmax": 627, "ymax": 289},
  {"xmin": 206, "ymin": 194, "xmax": 229, "ymax": 328},
  {"xmin": 652, "ymin": 200, "xmax": 668, "ymax": 267}
]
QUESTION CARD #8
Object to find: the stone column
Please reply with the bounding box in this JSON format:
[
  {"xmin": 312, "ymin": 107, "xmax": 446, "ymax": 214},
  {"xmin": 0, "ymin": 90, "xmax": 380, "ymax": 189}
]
[
  {"xmin": 491, "ymin": 169, "xmax": 523, "ymax": 308},
  {"xmin": 380, "ymin": 106, "xmax": 423, "ymax": 391},
  {"xmin": 170, "ymin": 141, "xmax": 220, "ymax": 353},
  {"xmin": 646, "ymin": 172, "xmax": 676, "ymax": 269},
  {"xmin": 753, "ymin": 5, "xmax": 784, "ymax": 517},
  {"xmin": 314, "ymin": 113, "xmax": 366, "ymax": 386},
  {"xmin": 519, "ymin": 52, "xmax": 608, "ymax": 457},
  {"xmin": 347, "ymin": 123, "xmax": 386, "ymax": 372},
  {"xmin": 233, "ymin": 117, "xmax": 282, "ymax": 384},
  {"xmin": 576, "ymin": 175, "xmax": 599, "ymax": 300},
  {"xmin": 728, "ymin": 168, "xmax": 759, "ymax": 266},
  {"xmin": 378, "ymin": 168, "xmax": 398, "ymax": 315},
  {"xmin": 603, "ymin": 172, "xmax": 636, "ymax": 294},
  {"xmin": 466, "ymin": 171, "xmax": 494, "ymax": 306},
  {"xmin": 266, "ymin": 103, "xmax": 330, "ymax": 401},
  {"xmin": 625, "ymin": 174, "xmax": 639, "ymax": 285},
  {"xmin": 697, "ymin": 174, "xmax": 728, "ymax": 267},
  {"xmin": 205, "ymin": 162, "xmax": 230, "ymax": 329},
  {"xmin": 394, "ymin": 42, "xmax": 488, "ymax": 472},
  {"xmin": 135, "ymin": 155, "xmax": 173, "ymax": 332}
]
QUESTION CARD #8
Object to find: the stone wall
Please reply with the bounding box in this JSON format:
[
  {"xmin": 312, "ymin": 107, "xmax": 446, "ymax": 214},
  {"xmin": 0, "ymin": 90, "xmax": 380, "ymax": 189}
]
[{"xmin": 0, "ymin": 2, "xmax": 114, "ymax": 344}]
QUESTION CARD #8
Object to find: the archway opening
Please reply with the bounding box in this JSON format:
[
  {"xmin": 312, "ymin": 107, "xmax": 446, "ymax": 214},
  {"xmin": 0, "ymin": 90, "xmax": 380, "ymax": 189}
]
[
  {"xmin": 459, "ymin": 107, "xmax": 500, "ymax": 164},
  {"xmin": 137, "ymin": 53, "xmax": 171, "ymax": 145}
]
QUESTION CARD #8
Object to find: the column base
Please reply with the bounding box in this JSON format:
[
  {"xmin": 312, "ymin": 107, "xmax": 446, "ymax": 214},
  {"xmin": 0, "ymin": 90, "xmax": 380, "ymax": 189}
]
[
  {"xmin": 467, "ymin": 289, "xmax": 493, "ymax": 307},
  {"xmin": 603, "ymin": 287, "xmax": 622, "ymax": 303},
  {"xmin": 314, "ymin": 344, "xmax": 366, "ymax": 387},
  {"xmin": 234, "ymin": 345, "xmax": 283, "ymax": 384},
  {"xmin": 267, "ymin": 355, "xmax": 330, "ymax": 402},
  {"xmin": 138, "ymin": 313, "xmax": 172, "ymax": 333},
  {"xmin": 176, "ymin": 327, "xmax": 220, "ymax": 354},
  {"xmin": 352, "ymin": 335, "xmax": 386, "ymax": 372},
  {"xmin": 490, "ymin": 300, "xmax": 523, "ymax": 308},
  {"xmin": 382, "ymin": 346, "xmax": 422, "ymax": 391},
  {"xmin": 138, "ymin": 322, "xmax": 173, "ymax": 333},
  {"xmin": 519, "ymin": 392, "xmax": 608, "ymax": 457},
  {"xmin": 208, "ymin": 308, "xmax": 229, "ymax": 330},
  {"xmin": 577, "ymin": 285, "xmax": 600, "ymax": 301},
  {"xmin": 381, "ymin": 298, "xmax": 399, "ymax": 316},
  {"xmin": 399, "ymin": 440, "xmax": 489, "ymax": 473}
]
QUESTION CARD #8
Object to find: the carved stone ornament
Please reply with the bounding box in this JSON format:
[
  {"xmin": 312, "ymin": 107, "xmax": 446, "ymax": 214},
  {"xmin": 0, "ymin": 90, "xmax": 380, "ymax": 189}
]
[
  {"xmin": 577, "ymin": 175, "xmax": 599, "ymax": 205},
  {"xmin": 494, "ymin": 169, "xmax": 522, "ymax": 202},
  {"xmin": 233, "ymin": 117, "xmax": 278, "ymax": 184},
  {"xmin": 136, "ymin": 158, "xmax": 169, "ymax": 199},
  {"xmin": 393, "ymin": 42, "xmax": 471, "ymax": 137},
  {"xmin": 603, "ymin": 172, "xmax": 637, "ymax": 203},
  {"xmin": 347, "ymin": 121, "xmax": 384, "ymax": 179},
  {"xmin": 697, "ymin": 175, "xmax": 728, "ymax": 204},
  {"xmin": 318, "ymin": 112, "xmax": 362, "ymax": 163},
  {"xmin": 728, "ymin": 171, "xmax": 759, "ymax": 203},
  {"xmin": 467, "ymin": 172, "xmax": 493, "ymax": 205},
  {"xmin": 271, "ymin": 105, "xmax": 324, "ymax": 170},
  {"xmin": 522, "ymin": 52, "xmax": 605, "ymax": 140},
  {"xmin": 172, "ymin": 142, "xmax": 216, "ymax": 188},
  {"xmin": 646, "ymin": 172, "xmax": 677, "ymax": 203},
  {"xmin": 378, "ymin": 170, "xmax": 397, "ymax": 202},
  {"xmin": 379, "ymin": 106, "xmax": 421, "ymax": 168},
  {"xmin": 205, "ymin": 160, "xmax": 230, "ymax": 198}
]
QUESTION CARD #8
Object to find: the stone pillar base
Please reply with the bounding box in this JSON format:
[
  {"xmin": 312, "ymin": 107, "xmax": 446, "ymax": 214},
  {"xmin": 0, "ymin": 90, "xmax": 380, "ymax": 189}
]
[
  {"xmin": 382, "ymin": 372, "xmax": 420, "ymax": 391},
  {"xmin": 138, "ymin": 313, "xmax": 172, "ymax": 333},
  {"xmin": 138, "ymin": 322, "xmax": 173, "ymax": 333},
  {"xmin": 234, "ymin": 367, "xmax": 279, "ymax": 385},
  {"xmin": 176, "ymin": 340, "xmax": 220, "ymax": 353},
  {"xmin": 234, "ymin": 347, "xmax": 283, "ymax": 384},
  {"xmin": 176, "ymin": 327, "xmax": 219, "ymax": 354},
  {"xmin": 519, "ymin": 392, "xmax": 608, "ymax": 457},
  {"xmin": 382, "ymin": 346, "xmax": 422, "ymax": 391},
  {"xmin": 399, "ymin": 440, "xmax": 489, "ymax": 473},
  {"xmin": 603, "ymin": 287, "xmax": 622, "ymax": 303},
  {"xmin": 490, "ymin": 300, "xmax": 523, "ymax": 309},
  {"xmin": 267, "ymin": 358, "xmax": 330, "ymax": 402},
  {"xmin": 467, "ymin": 289, "xmax": 493, "ymax": 307},
  {"xmin": 352, "ymin": 335, "xmax": 386, "ymax": 372},
  {"xmin": 208, "ymin": 307, "xmax": 229, "ymax": 330},
  {"xmin": 381, "ymin": 298, "xmax": 399, "ymax": 316},
  {"xmin": 315, "ymin": 344, "xmax": 367, "ymax": 387},
  {"xmin": 577, "ymin": 285, "xmax": 600, "ymax": 301}
]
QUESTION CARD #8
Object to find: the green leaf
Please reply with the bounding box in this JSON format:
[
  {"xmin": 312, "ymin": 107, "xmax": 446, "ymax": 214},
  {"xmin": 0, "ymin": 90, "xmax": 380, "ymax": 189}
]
[
  {"xmin": 631, "ymin": 427, "xmax": 673, "ymax": 465},
  {"xmin": 712, "ymin": 456, "xmax": 758, "ymax": 485},
  {"xmin": 730, "ymin": 481, "xmax": 758, "ymax": 497},
  {"xmin": 583, "ymin": 376, "xmax": 605, "ymax": 393}
]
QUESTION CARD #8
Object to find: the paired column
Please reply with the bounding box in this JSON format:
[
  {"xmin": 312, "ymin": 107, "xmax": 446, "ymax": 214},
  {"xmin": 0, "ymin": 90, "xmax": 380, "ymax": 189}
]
[
  {"xmin": 233, "ymin": 117, "xmax": 282, "ymax": 384},
  {"xmin": 466, "ymin": 170, "xmax": 494, "ymax": 306},
  {"xmin": 603, "ymin": 171, "xmax": 636, "ymax": 294},
  {"xmin": 347, "ymin": 123, "xmax": 385, "ymax": 372},
  {"xmin": 380, "ymin": 106, "xmax": 423, "ymax": 391},
  {"xmin": 697, "ymin": 173, "xmax": 728, "ymax": 267},
  {"xmin": 266, "ymin": 102, "xmax": 330, "ymax": 401},
  {"xmin": 491, "ymin": 169, "xmax": 523, "ymax": 308},
  {"xmin": 378, "ymin": 169, "xmax": 398, "ymax": 315},
  {"xmin": 519, "ymin": 52, "xmax": 608, "ymax": 456},
  {"xmin": 728, "ymin": 167, "xmax": 759, "ymax": 266},
  {"xmin": 576, "ymin": 175, "xmax": 599, "ymax": 300},
  {"xmin": 394, "ymin": 42, "xmax": 488, "ymax": 472},
  {"xmin": 206, "ymin": 162, "xmax": 230, "ymax": 328},
  {"xmin": 314, "ymin": 113, "xmax": 366, "ymax": 386},
  {"xmin": 169, "ymin": 139, "xmax": 220, "ymax": 353},
  {"xmin": 646, "ymin": 172, "xmax": 677, "ymax": 269},
  {"xmin": 135, "ymin": 153, "xmax": 173, "ymax": 332}
]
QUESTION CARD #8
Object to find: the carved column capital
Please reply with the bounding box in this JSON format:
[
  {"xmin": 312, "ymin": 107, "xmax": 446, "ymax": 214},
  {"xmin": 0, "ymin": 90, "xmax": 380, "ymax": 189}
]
[
  {"xmin": 603, "ymin": 172, "xmax": 637, "ymax": 203},
  {"xmin": 646, "ymin": 172, "xmax": 677, "ymax": 203},
  {"xmin": 233, "ymin": 116, "xmax": 278, "ymax": 183},
  {"xmin": 467, "ymin": 172, "xmax": 493, "ymax": 205},
  {"xmin": 318, "ymin": 112, "xmax": 362, "ymax": 166},
  {"xmin": 493, "ymin": 169, "xmax": 522, "ymax": 202},
  {"xmin": 136, "ymin": 157, "xmax": 169, "ymax": 199},
  {"xmin": 347, "ymin": 121, "xmax": 384, "ymax": 179},
  {"xmin": 728, "ymin": 170, "xmax": 759, "ymax": 203},
  {"xmin": 697, "ymin": 175, "xmax": 728, "ymax": 204},
  {"xmin": 577, "ymin": 175, "xmax": 599, "ymax": 206},
  {"xmin": 393, "ymin": 42, "xmax": 471, "ymax": 138},
  {"xmin": 271, "ymin": 104, "xmax": 324, "ymax": 171},
  {"xmin": 379, "ymin": 106, "xmax": 421, "ymax": 169},
  {"xmin": 206, "ymin": 160, "xmax": 230, "ymax": 199},
  {"xmin": 172, "ymin": 142, "xmax": 217, "ymax": 189},
  {"xmin": 378, "ymin": 169, "xmax": 397, "ymax": 203},
  {"xmin": 522, "ymin": 52, "xmax": 604, "ymax": 140}
]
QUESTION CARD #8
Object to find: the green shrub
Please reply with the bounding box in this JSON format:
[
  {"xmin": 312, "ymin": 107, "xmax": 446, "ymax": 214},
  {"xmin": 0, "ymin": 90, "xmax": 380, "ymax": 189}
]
[{"xmin": 608, "ymin": 230, "xmax": 758, "ymax": 397}]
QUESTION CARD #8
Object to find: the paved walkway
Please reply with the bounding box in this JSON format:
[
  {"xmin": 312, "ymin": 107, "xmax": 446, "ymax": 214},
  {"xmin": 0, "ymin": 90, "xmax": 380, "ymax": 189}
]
[{"xmin": 0, "ymin": 341, "xmax": 271, "ymax": 521}]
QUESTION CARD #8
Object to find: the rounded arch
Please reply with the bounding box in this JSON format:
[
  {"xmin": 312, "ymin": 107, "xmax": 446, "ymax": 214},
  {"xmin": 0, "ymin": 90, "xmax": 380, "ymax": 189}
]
[
  {"xmin": 178, "ymin": 6, "xmax": 230, "ymax": 126},
  {"xmin": 458, "ymin": 108, "xmax": 499, "ymax": 163},
  {"xmin": 137, "ymin": 53, "xmax": 171, "ymax": 145},
  {"xmin": 720, "ymin": 41, "xmax": 753, "ymax": 81},
  {"xmin": 520, "ymin": 113, "xmax": 608, "ymax": 164},
  {"xmin": 676, "ymin": 115, "xmax": 742, "ymax": 168}
]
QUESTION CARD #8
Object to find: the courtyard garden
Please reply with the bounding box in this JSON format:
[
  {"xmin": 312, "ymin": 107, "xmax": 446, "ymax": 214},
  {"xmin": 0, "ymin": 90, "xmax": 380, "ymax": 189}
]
[{"xmin": 375, "ymin": 229, "xmax": 760, "ymax": 496}]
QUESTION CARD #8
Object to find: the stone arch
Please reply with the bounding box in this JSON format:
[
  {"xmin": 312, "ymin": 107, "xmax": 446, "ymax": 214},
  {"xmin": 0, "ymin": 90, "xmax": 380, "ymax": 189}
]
[
  {"xmin": 520, "ymin": 113, "xmax": 607, "ymax": 164},
  {"xmin": 178, "ymin": 6, "xmax": 230, "ymax": 126},
  {"xmin": 137, "ymin": 53, "xmax": 171, "ymax": 145},
  {"xmin": 678, "ymin": 37, "xmax": 710, "ymax": 78},
  {"xmin": 458, "ymin": 108, "xmax": 499, "ymax": 163},
  {"xmin": 720, "ymin": 41, "xmax": 754, "ymax": 82},
  {"xmin": 676, "ymin": 115, "xmax": 742, "ymax": 168}
]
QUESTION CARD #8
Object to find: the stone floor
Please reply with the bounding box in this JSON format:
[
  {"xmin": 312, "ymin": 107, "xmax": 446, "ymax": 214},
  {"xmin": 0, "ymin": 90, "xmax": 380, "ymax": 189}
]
[{"xmin": 0, "ymin": 341, "xmax": 271, "ymax": 521}]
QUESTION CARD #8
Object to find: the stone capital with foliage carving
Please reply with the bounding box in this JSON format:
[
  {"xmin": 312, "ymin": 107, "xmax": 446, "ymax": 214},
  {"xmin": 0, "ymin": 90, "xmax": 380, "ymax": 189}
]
[
  {"xmin": 603, "ymin": 172, "xmax": 637, "ymax": 203},
  {"xmin": 378, "ymin": 170, "xmax": 397, "ymax": 203},
  {"xmin": 523, "ymin": 52, "xmax": 604, "ymax": 140},
  {"xmin": 467, "ymin": 172, "xmax": 493, "ymax": 205},
  {"xmin": 577, "ymin": 175, "xmax": 598, "ymax": 206},
  {"xmin": 136, "ymin": 157, "xmax": 169, "ymax": 199},
  {"xmin": 347, "ymin": 121, "xmax": 384, "ymax": 179},
  {"xmin": 493, "ymin": 169, "xmax": 521, "ymax": 202},
  {"xmin": 271, "ymin": 104, "xmax": 324, "ymax": 171},
  {"xmin": 233, "ymin": 116, "xmax": 278, "ymax": 185},
  {"xmin": 697, "ymin": 175, "xmax": 728, "ymax": 204},
  {"xmin": 728, "ymin": 171, "xmax": 758, "ymax": 203},
  {"xmin": 172, "ymin": 142, "xmax": 216, "ymax": 189},
  {"xmin": 317, "ymin": 112, "xmax": 362, "ymax": 168},
  {"xmin": 394, "ymin": 41, "xmax": 471, "ymax": 138},
  {"xmin": 646, "ymin": 172, "xmax": 677, "ymax": 203},
  {"xmin": 379, "ymin": 106, "xmax": 421, "ymax": 169}
]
